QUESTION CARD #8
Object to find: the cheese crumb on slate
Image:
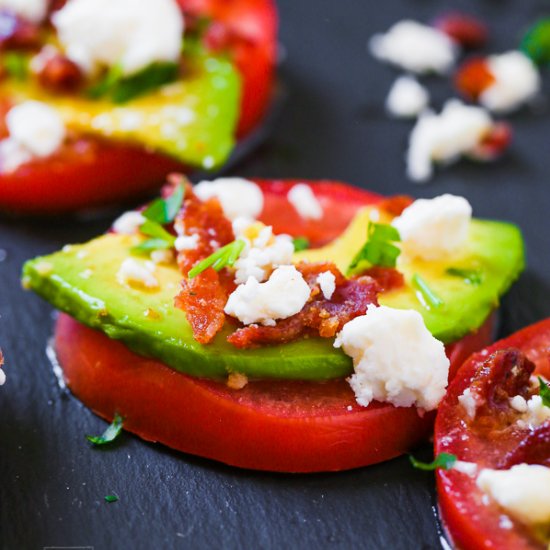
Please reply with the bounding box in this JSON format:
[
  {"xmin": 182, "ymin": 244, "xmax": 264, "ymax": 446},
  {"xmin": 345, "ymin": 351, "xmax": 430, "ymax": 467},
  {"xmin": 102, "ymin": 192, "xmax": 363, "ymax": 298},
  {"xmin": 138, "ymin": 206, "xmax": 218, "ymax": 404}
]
[
  {"xmin": 287, "ymin": 183, "xmax": 323, "ymax": 220},
  {"xmin": 386, "ymin": 75, "xmax": 429, "ymax": 118},
  {"xmin": 335, "ymin": 304, "xmax": 450, "ymax": 410}
]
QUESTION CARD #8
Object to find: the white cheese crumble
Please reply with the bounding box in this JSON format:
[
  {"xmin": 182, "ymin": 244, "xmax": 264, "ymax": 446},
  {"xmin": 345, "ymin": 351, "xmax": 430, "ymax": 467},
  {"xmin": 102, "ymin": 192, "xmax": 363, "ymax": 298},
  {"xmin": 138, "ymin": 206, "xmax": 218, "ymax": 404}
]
[
  {"xmin": 0, "ymin": 101, "xmax": 66, "ymax": 173},
  {"xmin": 287, "ymin": 183, "xmax": 323, "ymax": 220},
  {"xmin": 52, "ymin": 0, "xmax": 184, "ymax": 76},
  {"xmin": 317, "ymin": 271, "xmax": 336, "ymax": 300},
  {"xmin": 0, "ymin": 0, "xmax": 48, "ymax": 22},
  {"xmin": 452, "ymin": 460, "xmax": 478, "ymax": 477},
  {"xmin": 117, "ymin": 258, "xmax": 158, "ymax": 289},
  {"xmin": 0, "ymin": 367, "xmax": 5, "ymax": 386},
  {"xmin": 194, "ymin": 178, "xmax": 264, "ymax": 221},
  {"xmin": 174, "ymin": 233, "xmax": 199, "ymax": 252},
  {"xmin": 511, "ymin": 394, "xmax": 550, "ymax": 429},
  {"xmin": 112, "ymin": 211, "xmax": 145, "ymax": 235},
  {"xmin": 477, "ymin": 464, "xmax": 550, "ymax": 526},
  {"xmin": 370, "ymin": 20, "xmax": 457, "ymax": 74},
  {"xmin": 392, "ymin": 194, "xmax": 472, "ymax": 261},
  {"xmin": 480, "ymin": 51, "xmax": 541, "ymax": 114},
  {"xmin": 334, "ymin": 304, "xmax": 450, "ymax": 410},
  {"xmin": 386, "ymin": 75, "xmax": 429, "ymax": 119},
  {"xmin": 458, "ymin": 387, "xmax": 478, "ymax": 420},
  {"xmin": 224, "ymin": 265, "xmax": 311, "ymax": 327},
  {"xmin": 406, "ymin": 99, "xmax": 493, "ymax": 182}
]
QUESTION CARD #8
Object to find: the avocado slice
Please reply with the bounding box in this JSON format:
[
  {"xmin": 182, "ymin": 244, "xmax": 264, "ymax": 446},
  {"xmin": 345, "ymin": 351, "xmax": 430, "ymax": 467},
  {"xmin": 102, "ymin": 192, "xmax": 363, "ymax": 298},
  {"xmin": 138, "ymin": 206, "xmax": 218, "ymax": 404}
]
[
  {"xmin": 22, "ymin": 209, "xmax": 524, "ymax": 381},
  {"xmin": 1, "ymin": 49, "xmax": 240, "ymax": 170}
]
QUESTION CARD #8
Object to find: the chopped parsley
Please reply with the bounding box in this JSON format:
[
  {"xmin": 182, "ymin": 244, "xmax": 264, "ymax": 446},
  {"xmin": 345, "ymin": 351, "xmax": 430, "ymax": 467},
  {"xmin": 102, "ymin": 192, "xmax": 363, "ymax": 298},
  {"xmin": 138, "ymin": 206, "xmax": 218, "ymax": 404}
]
[
  {"xmin": 3, "ymin": 52, "xmax": 28, "ymax": 81},
  {"xmin": 142, "ymin": 183, "xmax": 185, "ymax": 225},
  {"xmin": 132, "ymin": 220, "xmax": 176, "ymax": 254},
  {"xmin": 347, "ymin": 222, "xmax": 401, "ymax": 274},
  {"xmin": 188, "ymin": 239, "xmax": 246, "ymax": 279},
  {"xmin": 293, "ymin": 237, "xmax": 310, "ymax": 252},
  {"xmin": 412, "ymin": 274, "xmax": 444, "ymax": 309},
  {"xmin": 409, "ymin": 452, "xmax": 457, "ymax": 471},
  {"xmin": 446, "ymin": 267, "xmax": 483, "ymax": 285},
  {"xmin": 104, "ymin": 494, "xmax": 119, "ymax": 503},
  {"xmin": 86, "ymin": 413, "xmax": 123, "ymax": 446},
  {"xmin": 539, "ymin": 377, "xmax": 550, "ymax": 408},
  {"xmin": 521, "ymin": 18, "xmax": 550, "ymax": 65}
]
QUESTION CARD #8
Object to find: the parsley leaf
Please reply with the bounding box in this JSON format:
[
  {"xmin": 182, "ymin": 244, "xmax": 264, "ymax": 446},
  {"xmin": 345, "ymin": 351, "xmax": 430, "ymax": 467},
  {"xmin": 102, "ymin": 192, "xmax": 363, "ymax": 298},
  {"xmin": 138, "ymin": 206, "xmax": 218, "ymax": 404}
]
[
  {"xmin": 3, "ymin": 52, "xmax": 28, "ymax": 81},
  {"xmin": 409, "ymin": 452, "xmax": 457, "ymax": 471},
  {"xmin": 446, "ymin": 267, "xmax": 483, "ymax": 285},
  {"xmin": 86, "ymin": 413, "xmax": 123, "ymax": 446},
  {"xmin": 132, "ymin": 238, "xmax": 174, "ymax": 253},
  {"xmin": 521, "ymin": 18, "xmax": 550, "ymax": 65},
  {"xmin": 139, "ymin": 219, "xmax": 176, "ymax": 243},
  {"xmin": 412, "ymin": 274, "xmax": 444, "ymax": 309},
  {"xmin": 188, "ymin": 239, "xmax": 246, "ymax": 279},
  {"xmin": 293, "ymin": 237, "xmax": 310, "ymax": 252},
  {"xmin": 104, "ymin": 494, "xmax": 119, "ymax": 503},
  {"xmin": 142, "ymin": 183, "xmax": 185, "ymax": 225},
  {"xmin": 539, "ymin": 377, "xmax": 550, "ymax": 408},
  {"xmin": 87, "ymin": 63, "xmax": 124, "ymax": 99},
  {"xmin": 347, "ymin": 222, "xmax": 401, "ymax": 274}
]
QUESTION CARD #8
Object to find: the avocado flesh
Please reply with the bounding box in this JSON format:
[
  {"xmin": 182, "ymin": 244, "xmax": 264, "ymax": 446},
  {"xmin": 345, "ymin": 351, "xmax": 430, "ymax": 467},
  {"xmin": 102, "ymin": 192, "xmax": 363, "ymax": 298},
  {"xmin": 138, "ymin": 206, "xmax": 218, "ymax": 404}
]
[
  {"xmin": 23, "ymin": 209, "xmax": 524, "ymax": 381},
  {"xmin": 1, "ymin": 50, "xmax": 240, "ymax": 169}
]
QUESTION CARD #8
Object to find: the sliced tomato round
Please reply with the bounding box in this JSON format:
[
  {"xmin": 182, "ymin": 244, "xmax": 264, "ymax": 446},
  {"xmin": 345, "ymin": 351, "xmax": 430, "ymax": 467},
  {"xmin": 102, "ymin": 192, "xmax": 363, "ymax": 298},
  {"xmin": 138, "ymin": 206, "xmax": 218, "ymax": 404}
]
[{"xmin": 435, "ymin": 319, "xmax": 550, "ymax": 550}]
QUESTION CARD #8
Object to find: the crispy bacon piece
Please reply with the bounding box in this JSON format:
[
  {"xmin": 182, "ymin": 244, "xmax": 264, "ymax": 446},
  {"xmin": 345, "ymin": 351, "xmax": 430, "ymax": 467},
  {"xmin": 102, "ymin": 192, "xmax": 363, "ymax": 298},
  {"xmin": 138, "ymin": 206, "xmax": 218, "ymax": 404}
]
[
  {"xmin": 227, "ymin": 262, "xmax": 379, "ymax": 349},
  {"xmin": 377, "ymin": 195, "xmax": 413, "ymax": 217},
  {"xmin": 361, "ymin": 266, "xmax": 404, "ymax": 292}
]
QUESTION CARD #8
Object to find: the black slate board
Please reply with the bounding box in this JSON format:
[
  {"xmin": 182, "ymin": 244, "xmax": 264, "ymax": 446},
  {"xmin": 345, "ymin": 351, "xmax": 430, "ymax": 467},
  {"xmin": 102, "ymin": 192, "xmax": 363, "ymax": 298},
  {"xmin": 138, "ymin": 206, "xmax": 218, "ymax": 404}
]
[{"xmin": 1, "ymin": 1, "xmax": 550, "ymax": 549}]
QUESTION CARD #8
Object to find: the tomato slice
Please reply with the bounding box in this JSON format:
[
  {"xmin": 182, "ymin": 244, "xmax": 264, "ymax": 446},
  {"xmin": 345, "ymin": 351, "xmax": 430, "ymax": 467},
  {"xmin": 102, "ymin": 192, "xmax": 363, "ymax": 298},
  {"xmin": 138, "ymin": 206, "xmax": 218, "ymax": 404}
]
[
  {"xmin": 435, "ymin": 319, "xmax": 550, "ymax": 550},
  {"xmin": 0, "ymin": 0, "xmax": 277, "ymax": 214}
]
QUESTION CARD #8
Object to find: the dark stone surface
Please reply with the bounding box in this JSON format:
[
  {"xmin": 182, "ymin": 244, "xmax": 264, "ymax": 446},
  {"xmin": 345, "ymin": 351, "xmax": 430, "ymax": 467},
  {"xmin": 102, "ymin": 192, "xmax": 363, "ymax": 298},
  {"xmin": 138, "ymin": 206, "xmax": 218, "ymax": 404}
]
[{"xmin": 1, "ymin": 1, "xmax": 550, "ymax": 548}]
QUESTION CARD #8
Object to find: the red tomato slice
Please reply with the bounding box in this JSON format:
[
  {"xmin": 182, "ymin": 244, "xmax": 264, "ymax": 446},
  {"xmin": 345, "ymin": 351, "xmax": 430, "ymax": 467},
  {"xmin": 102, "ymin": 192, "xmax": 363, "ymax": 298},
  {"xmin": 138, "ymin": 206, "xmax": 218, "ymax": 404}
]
[
  {"xmin": 435, "ymin": 319, "xmax": 550, "ymax": 550},
  {"xmin": 0, "ymin": 1, "xmax": 277, "ymax": 214},
  {"xmin": 53, "ymin": 180, "xmax": 496, "ymax": 472}
]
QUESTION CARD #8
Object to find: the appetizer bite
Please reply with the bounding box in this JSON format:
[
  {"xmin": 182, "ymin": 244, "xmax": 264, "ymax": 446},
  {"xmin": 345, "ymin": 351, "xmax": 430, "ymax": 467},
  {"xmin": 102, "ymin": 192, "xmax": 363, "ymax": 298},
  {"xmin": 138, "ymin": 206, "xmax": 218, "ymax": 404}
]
[
  {"xmin": 0, "ymin": 0, "xmax": 277, "ymax": 213},
  {"xmin": 435, "ymin": 319, "xmax": 550, "ymax": 549},
  {"xmin": 22, "ymin": 177, "xmax": 524, "ymax": 472}
]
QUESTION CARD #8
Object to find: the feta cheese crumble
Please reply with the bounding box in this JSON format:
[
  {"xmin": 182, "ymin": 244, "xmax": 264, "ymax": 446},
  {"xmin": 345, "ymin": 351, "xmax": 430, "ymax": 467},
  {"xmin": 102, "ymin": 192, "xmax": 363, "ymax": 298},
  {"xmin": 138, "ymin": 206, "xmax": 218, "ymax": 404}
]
[
  {"xmin": 386, "ymin": 75, "xmax": 429, "ymax": 118},
  {"xmin": 480, "ymin": 51, "xmax": 541, "ymax": 114},
  {"xmin": 0, "ymin": 0, "xmax": 48, "ymax": 22},
  {"xmin": 174, "ymin": 234, "xmax": 199, "ymax": 252},
  {"xmin": 224, "ymin": 265, "xmax": 311, "ymax": 327},
  {"xmin": 458, "ymin": 387, "xmax": 478, "ymax": 420},
  {"xmin": 392, "ymin": 194, "xmax": 472, "ymax": 261},
  {"xmin": 510, "ymin": 394, "xmax": 550, "ymax": 429},
  {"xmin": 112, "ymin": 211, "xmax": 145, "ymax": 235},
  {"xmin": 406, "ymin": 99, "xmax": 493, "ymax": 182},
  {"xmin": 0, "ymin": 101, "xmax": 66, "ymax": 173},
  {"xmin": 335, "ymin": 304, "xmax": 450, "ymax": 410},
  {"xmin": 370, "ymin": 20, "xmax": 457, "ymax": 74},
  {"xmin": 287, "ymin": 183, "xmax": 323, "ymax": 220},
  {"xmin": 117, "ymin": 258, "xmax": 158, "ymax": 289},
  {"xmin": 477, "ymin": 464, "xmax": 550, "ymax": 526},
  {"xmin": 53, "ymin": 0, "xmax": 184, "ymax": 76},
  {"xmin": 317, "ymin": 271, "xmax": 336, "ymax": 300},
  {"xmin": 194, "ymin": 178, "xmax": 264, "ymax": 221}
]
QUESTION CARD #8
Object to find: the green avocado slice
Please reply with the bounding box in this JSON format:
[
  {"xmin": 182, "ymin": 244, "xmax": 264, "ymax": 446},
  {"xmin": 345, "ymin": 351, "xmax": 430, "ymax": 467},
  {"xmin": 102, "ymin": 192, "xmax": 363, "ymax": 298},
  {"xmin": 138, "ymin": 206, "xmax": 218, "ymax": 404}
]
[{"xmin": 22, "ymin": 211, "xmax": 524, "ymax": 381}]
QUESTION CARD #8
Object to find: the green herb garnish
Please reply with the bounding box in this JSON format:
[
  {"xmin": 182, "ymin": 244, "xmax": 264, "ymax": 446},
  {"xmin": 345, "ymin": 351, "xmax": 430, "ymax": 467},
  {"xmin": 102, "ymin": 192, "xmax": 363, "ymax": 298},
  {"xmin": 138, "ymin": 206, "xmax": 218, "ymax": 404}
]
[
  {"xmin": 409, "ymin": 452, "xmax": 457, "ymax": 471},
  {"xmin": 347, "ymin": 222, "xmax": 401, "ymax": 274},
  {"xmin": 131, "ymin": 220, "xmax": 176, "ymax": 255},
  {"xmin": 538, "ymin": 377, "xmax": 550, "ymax": 407},
  {"xmin": 142, "ymin": 183, "xmax": 185, "ymax": 225},
  {"xmin": 3, "ymin": 52, "xmax": 28, "ymax": 81},
  {"xmin": 412, "ymin": 273, "xmax": 444, "ymax": 309},
  {"xmin": 521, "ymin": 18, "xmax": 550, "ymax": 65},
  {"xmin": 446, "ymin": 267, "xmax": 483, "ymax": 286},
  {"xmin": 293, "ymin": 237, "xmax": 310, "ymax": 252},
  {"xmin": 86, "ymin": 413, "xmax": 123, "ymax": 446},
  {"xmin": 188, "ymin": 239, "xmax": 246, "ymax": 279},
  {"xmin": 104, "ymin": 494, "xmax": 119, "ymax": 503},
  {"xmin": 87, "ymin": 63, "xmax": 124, "ymax": 99}
]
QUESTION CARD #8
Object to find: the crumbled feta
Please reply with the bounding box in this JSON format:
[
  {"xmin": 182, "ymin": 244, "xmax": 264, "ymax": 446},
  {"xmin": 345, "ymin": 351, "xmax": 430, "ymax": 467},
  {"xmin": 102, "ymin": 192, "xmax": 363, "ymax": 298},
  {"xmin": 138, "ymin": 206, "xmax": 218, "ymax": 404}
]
[
  {"xmin": 287, "ymin": 183, "xmax": 323, "ymax": 220},
  {"xmin": 370, "ymin": 20, "xmax": 457, "ymax": 74},
  {"xmin": 0, "ymin": 0, "xmax": 48, "ymax": 22},
  {"xmin": 514, "ymin": 395, "xmax": 550, "ymax": 429},
  {"xmin": 317, "ymin": 271, "xmax": 336, "ymax": 300},
  {"xmin": 194, "ymin": 178, "xmax": 264, "ymax": 221},
  {"xmin": 117, "ymin": 258, "xmax": 159, "ymax": 289},
  {"xmin": 480, "ymin": 51, "xmax": 541, "ymax": 114},
  {"xmin": 150, "ymin": 249, "xmax": 174, "ymax": 265},
  {"xmin": 386, "ymin": 75, "xmax": 429, "ymax": 118},
  {"xmin": 335, "ymin": 304, "xmax": 450, "ymax": 410},
  {"xmin": 453, "ymin": 460, "xmax": 478, "ymax": 477},
  {"xmin": 0, "ymin": 367, "xmax": 5, "ymax": 385},
  {"xmin": 458, "ymin": 387, "xmax": 478, "ymax": 420},
  {"xmin": 53, "ymin": 0, "xmax": 184, "ymax": 76},
  {"xmin": 174, "ymin": 234, "xmax": 199, "ymax": 252},
  {"xmin": 224, "ymin": 265, "xmax": 311, "ymax": 327},
  {"xmin": 477, "ymin": 464, "xmax": 550, "ymax": 525},
  {"xmin": 112, "ymin": 211, "xmax": 145, "ymax": 235},
  {"xmin": 232, "ymin": 220, "xmax": 294, "ymax": 284},
  {"xmin": 406, "ymin": 99, "xmax": 493, "ymax": 182},
  {"xmin": 392, "ymin": 194, "xmax": 472, "ymax": 261},
  {"xmin": 510, "ymin": 394, "xmax": 528, "ymax": 413},
  {"xmin": 0, "ymin": 101, "xmax": 66, "ymax": 173}
]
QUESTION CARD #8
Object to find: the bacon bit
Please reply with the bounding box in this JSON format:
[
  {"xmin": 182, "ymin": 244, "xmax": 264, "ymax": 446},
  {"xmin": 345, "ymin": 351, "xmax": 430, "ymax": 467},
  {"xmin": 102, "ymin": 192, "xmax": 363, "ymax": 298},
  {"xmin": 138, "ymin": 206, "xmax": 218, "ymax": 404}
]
[
  {"xmin": 361, "ymin": 266, "xmax": 404, "ymax": 292},
  {"xmin": 498, "ymin": 424, "xmax": 550, "ymax": 468},
  {"xmin": 434, "ymin": 12, "xmax": 488, "ymax": 49},
  {"xmin": 38, "ymin": 54, "xmax": 82, "ymax": 92},
  {"xmin": 0, "ymin": 11, "xmax": 41, "ymax": 50},
  {"xmin": 227, "ymin": 262, "xmax": 379, "ymax": 349},
  {"xmin": 377, "ymin": 195, "xmax": 414, "ymax": 217},
  {"xmin": 227, "ymin": 372, "xmax": 249, "ymax": 390},
  {"xmin": 455, "ymin": 57, "xmax": 495, "ymax": 101},
  {"xmin": 469, "ymin": 122, "xmax": 512, "ymax": 162}
]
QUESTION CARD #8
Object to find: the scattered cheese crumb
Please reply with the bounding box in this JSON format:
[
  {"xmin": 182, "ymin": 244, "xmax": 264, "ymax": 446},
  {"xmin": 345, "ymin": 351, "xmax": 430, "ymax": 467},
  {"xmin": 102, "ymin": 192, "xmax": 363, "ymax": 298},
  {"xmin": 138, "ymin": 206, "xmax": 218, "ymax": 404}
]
[
  {"xmin": 514, "ymin": 395, "xmax": 550, "ymax": 429},
  {"xmin": 227, "ymin": 372, "xmax": 249, "ymax": 390},
  {"xmin": 392, "ymin": 194, "xmax": 472, "ymax": 261},
  {"xmin": 477, "ymin": 464, "xmax": 550, "ymax": 526},
  {"xmin": 224, "ymin": 265, "xmax": 311, "ymax": 327},
  {"xmin": 509, "ymin": 394, "xmax": 528, "ymax": 413},
  {"xmin": 386, "ymin": 75, "xmax": 429, "ymax": 118},
  {"xmin": 406, "ymin": 99, "xmax": 493, "ymax": 182},
  {"xmin": 316, "ymin": 271, "xmax": 336, "ymax": 300},
  {"xmin": 458, "ymin": 387, "xmax": 478, "ymax": 420},
  {"xmin": 452, "ymin": 460, "xmax": 478, "ymax": 477},
  {"xmin": 112, "ymin": 211, "xmax": 145, "ymax": 235},
  {"xmin": 0, "ymin": 0, "xmax": 48, "ymax": 22},
  {"xmin": 117, "ymin": 258, "xmax": 159, "ymax": 289},
  {"xmin": 370, "ymin": 20, "xmax": 457, "ymax": 74},
  {"xmin": 194, "ymin": 178, "xmax": 264, "ymax": 222},
  {"xmin": 0, "ymin": 368, "xmax": 5, "ymax": 386},
  {"xmin": 174, "ymin": 234, "xmax": 199, "ymax": 252},
  {"xmin": 287, "ymin": 183, "xmax": 323, "ymax": 220},
  {"xmin": 335, "ymin": 304, "xmax": 450, "ymax": 410},
  {"xmin": 78, "ymin": 269, "xmax": 93, "ymax": 280},
  {"xmin": 150, "ymin": 249, "xmax": 174, "ymax": 265}
]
